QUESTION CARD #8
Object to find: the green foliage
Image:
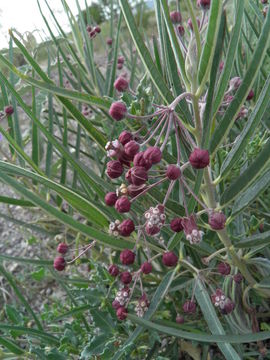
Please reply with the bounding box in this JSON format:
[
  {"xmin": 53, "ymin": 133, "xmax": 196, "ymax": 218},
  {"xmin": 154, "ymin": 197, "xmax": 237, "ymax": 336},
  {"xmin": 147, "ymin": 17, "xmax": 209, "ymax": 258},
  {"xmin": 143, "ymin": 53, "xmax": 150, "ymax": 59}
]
[{"xmin": 0, "ymin": 0, "xmax": 269, "ymax": 359}]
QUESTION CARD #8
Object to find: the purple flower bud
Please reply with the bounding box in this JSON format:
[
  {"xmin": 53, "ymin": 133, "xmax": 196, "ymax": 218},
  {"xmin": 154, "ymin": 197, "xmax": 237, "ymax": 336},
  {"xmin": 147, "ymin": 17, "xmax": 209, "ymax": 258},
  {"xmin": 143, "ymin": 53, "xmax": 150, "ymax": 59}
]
[
  {"xmin": 170, "ymin": 11, "xmax": 182, "ymax": 24},
  {"xmin": 176, "ymin": 314, "xmax": 185, "ymax": 324},
  {"xmin": 197, "ymin": 0, "xmax": 211, "ymax": 9},
  {"xmin": 53, "ymin": 256, "xmax": 66, "ymax": 271},
  {"xmin": 189, "ymin": 148, "xmax": 209, "ymax": 169},
  {"xmin": 177, "ymin": 25, "xmax": 185, "ymax": 37},
  {"xmin": 117, "ymin": 56, "xmax": 125, "ymax": 64},
  {"xmin": 218, "ymin": 262, "xmax": 231, "ymax": 275},
  {"xmin": 117, "ymin": 63, "xmax": 123, "ymax": 70},
  {"xmin": 107, "ymin": 38, "xmax": 113, "ymax": 46},
  {"xmin": 162, "ymin": 251, "xmax": 178, "ymax": 267},
  {"xmin": 114, "ymin": 77, "xmax": 129, "ymax": 92},
  {"xmin": 118, "ymin": 130, "xmax": 133, "ymax": 145},
  {"xmin": 120, "ymin": 271, "xmax": 132, "ymax": 284},
  {"xmin": 109, "ymin": 101, "xmax": 127, "ymax": 121},
  {"xmin": 183, "ymin": 300, "xmax": 196, "ymax": 314},
  {"xmin": 209, "ymin": 211, "xmax": 226, "ymax": 230},
  {"xmin": 145, "ymin": 223, "xmax": 161, "ymax": 236},
  {"xmin": 108, "ymin": 264, "xmax": 119, "ymax": 277},
  {"xmin": 120, "ymin": 249, "xmax": 135, "ymax": 265},
  {"xmin": 233, "ymin": 273, "xmax": 243, "ymax": 284},
  {"xmin": 106, "ymin": 160, "xmax": 123, "ymax": 179},
  {"xmin": 127, "ymin": 183, "xmax": 147, "ymax": 198},
  {"xmin": 86, "ymin": 25, "xmax": 92, "ymax": 32},
  {"xmin": 89, "ymin": 30, "xmax": 96, "ymax": 38},
  {"xmin": 112, "ymin": 300, "xmax": 121, "ymax": 309},
  {"xmin": 187, "ymin": 18, "xmax": 200, "ymax": 31},
  {"xmin": 116, "ymin": 306, "xmax": 128, "ymax": 320},
  {"xmin": 4, "ymin": 105, "xmax": 14, "ymax": 116},
  {"xmin": 94, "ymin": 26, "xmax": 101, "ymax": 33},
  {"xmin": 143, "ymin": 146, "xmax": 162, "ymax": 165},
  {"xmin": 115, "ymin": 196, "xmax": 131, "ymax": 213},
  {"xmin": 262, "ymin": 0, "xmax": 268, "ymax": 3},
  {"xmin": 119, "ymin": 219, "xmax": 135, "ymax": 237},
  {"xmin": 57, "ymin": 243, "xmax": 68, "ymax": 254},
  {"xmin": 182, "ymin": 215, "xmax": 204, "ymax": 244},
  {"xmin": 141, "ymin": 262, "xmax": 152, "ymax": 274},
  {"xmin": 222, "ymin": 299, "xmax": 235, "ymax": 315},
  {"xmin": 246, "ymin": 89, "xmax": 254, "ymax": 101},
  {"xmin": 133, "ymin": 152, "xmax": 152, "ymax": 170},
  {"xmin": 131, "ymin": 166, "xmax": 148, "ymax": 186},
  {"xmin": 166, "ymin": 165, "xmax": 181, "ymax": 180},
  {"xmin": 170, "ymin": 218, "xmax": 183, "ymax": 232},
  {"xmin": 105, "ymin": 192, "xmax": 118, "ymax": 206},
  {"xmin": 124, "ymin": 140, "xmax": 140, "ymax": 158}
]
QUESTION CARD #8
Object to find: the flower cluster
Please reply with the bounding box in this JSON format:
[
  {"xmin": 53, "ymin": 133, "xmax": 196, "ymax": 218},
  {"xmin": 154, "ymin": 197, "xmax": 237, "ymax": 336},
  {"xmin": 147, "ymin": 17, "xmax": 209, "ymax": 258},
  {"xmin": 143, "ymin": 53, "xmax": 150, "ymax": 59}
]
[{"xmin": 211, "ymin": 289, "xmax": 235, "ymax": 315}]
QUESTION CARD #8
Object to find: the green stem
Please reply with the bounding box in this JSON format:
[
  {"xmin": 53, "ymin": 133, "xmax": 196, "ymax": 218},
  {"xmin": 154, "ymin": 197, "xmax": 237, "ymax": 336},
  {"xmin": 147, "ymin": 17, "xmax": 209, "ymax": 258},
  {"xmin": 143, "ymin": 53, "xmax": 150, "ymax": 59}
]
[{"xmin": 186, "ymin": 0, "xmax": 201, "ymax": 62}]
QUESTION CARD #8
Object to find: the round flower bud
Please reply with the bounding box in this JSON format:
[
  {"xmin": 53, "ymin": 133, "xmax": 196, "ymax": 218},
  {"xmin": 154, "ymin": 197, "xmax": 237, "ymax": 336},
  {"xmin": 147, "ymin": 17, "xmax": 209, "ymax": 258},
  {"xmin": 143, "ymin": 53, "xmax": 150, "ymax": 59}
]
[
  {"xmin": 115, "ymin": 196, "xmax": 131, "ymax": 213},
  {"xmin": 119, "ymin": 219, "xmax": 135, "ymax": 237},
  {"xmin": 170, "ymin": 11, "xmax": 182, "ymax": 24},
  {"xmin": 120, "ymin": 271, "xmax": 132, "ymax": 284},
  {"xmin": 117, "ymin": 63, "xmax": 123, "ymax": 70},
  {"xmin": 112, "ymin": 300, "xmax": 121, "ymax": 309},
  {"xmin": 133, "ymin": 152, "xmax": 152, "ymax": 170},
  {"xmin": 145, "ymin": 223, "xmax": 160, "ymax": 236},
  {"xmin": 177, "ymin": 25, "xmax": 185, "ymax": 37},
  {"xmin": 116, "ymin": 306, "xmax": 128, "ymax": 320},
  {"xmin": 57, "ymin": 242, "xmax": 68, "ymax": 254},
  {"xmin": 170, "ymin": 218, "xmax": 183, "ymax": 232},
  {"xmin": 197, "ymin": 0, "xmax": 211, "ymax": 9},
  {"xmin": 107, "ymin": 38, "xmax": 113, "ymax": 45},
  {"xmin": 4, "ymin": 105, "xmax": 14, "ymax": 116},
  {"xmin": 233, "ymin": 273, "xmax": 243, "ymax": 284},
  {"xmin": 108, "ymin": 264, "xmax": 119, "ymax": 277},
  {"xmin": 109, "ymin": 101, "xmax": 127, "ymax": 121},
  {"xmin": 183, "ymin": 300, "xmax": 196, "ymax": 314},
  {"xmin": 53, "ymin": 256, "xmax": 66, "ymax": 271},
  {"xmin": 162, "ymin": 251, "xmax": 178, "ymax": 267},
  {"xmin": 86, "ymin": 25, "xmax": 92, "ymax": 32},
  {"xmin": 94, "ymin": 26, "xmax": 101, "ymax": 33},
  {"xmin": 114, "ymin": 77, "xmax": 129, "ymax": 92},
  {"xmin": 107, "ymin": 160, "xmax": 123, "ymax": 179},
  {"xmin": 218, "ymin": 262, "xmax": 231, "ymax": 275},
  {"xmin": 246, "ymin": 89, "xmax": 254, "ymax": 101},
  {"xmin": 141, "ymin": 262, "xmax": 152, "ymax": 274},
  {"xmin": 189, "ymin": 148, "xmax": 209, "ymax": 169},
  {"xmin": 120, "ymin": 249, "xmax": 135, "ymax": 265},
  {"xmin": 124, "ymin": 140, "xmax": 140, "ymax": 158},
  {"xmin": 130, "ymin": 166, "xmax": 148, "ymax": 186},
  {"xmin": 143, "ymin": 146, "xmax": 162, "ymax": 165},
  {"xmin": 119, "ymin": 130, "xmax": 133, "ymax": 145},
  {"xmin": 221, "ymin": 299, "xmax": 235, "ymax": 315},
  {"xmin": 176, "ymin": 314, "xmax": 184, "ymax": 324},
  {"xmin": 166, "ymin": 165, "xmax": 181, "ymax": 180},
  {"xmin": 105, "ymin": 192, "xmax": 118, "ymax": 206},
  {"xmin": 209, "ymin": 211, "xmax": 226, "ymax": 230},
  {"xmin": 118, "ymin": 56, "xmax": 125, "ymax": 64}
]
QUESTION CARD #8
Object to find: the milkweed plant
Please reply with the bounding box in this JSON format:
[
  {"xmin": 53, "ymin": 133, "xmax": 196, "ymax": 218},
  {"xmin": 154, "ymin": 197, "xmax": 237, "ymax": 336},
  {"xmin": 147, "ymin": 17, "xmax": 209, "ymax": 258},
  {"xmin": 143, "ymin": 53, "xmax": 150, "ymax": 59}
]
[{"xmin": 0, "ymin": 0, "xmax": 270, "ymax": 359}]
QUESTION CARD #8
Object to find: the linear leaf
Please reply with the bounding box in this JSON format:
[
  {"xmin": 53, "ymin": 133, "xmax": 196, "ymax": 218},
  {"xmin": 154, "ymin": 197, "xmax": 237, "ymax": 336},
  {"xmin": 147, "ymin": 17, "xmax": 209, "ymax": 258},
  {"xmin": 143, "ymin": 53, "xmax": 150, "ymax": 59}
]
[
  {"xmin": 210, "ymin": 7, "xmax": 270, "ymax": 154},
  {"xmin": 234, "ymin": 230, "xmax": 270, "ymax": 249}
]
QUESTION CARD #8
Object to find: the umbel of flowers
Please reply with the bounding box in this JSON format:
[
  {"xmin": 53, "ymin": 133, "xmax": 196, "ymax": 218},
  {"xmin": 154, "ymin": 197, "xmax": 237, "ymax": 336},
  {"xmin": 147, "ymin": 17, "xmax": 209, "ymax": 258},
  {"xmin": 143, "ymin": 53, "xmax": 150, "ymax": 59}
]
[{"xmin": 49, "ymin": 0, "xmax": 261, "ymax": 322}]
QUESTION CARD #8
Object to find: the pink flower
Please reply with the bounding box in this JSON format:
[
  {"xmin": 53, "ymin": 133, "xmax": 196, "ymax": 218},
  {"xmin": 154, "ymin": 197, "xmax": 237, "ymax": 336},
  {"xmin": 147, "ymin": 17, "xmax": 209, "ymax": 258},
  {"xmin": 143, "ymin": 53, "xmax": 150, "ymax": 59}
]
[
  {"xmin": 127, "ymin": 166, "xmax": 148, "ymax": 186},
  {"xmin": 144, "ymin": 205, "xmax": 166, "ymax": 236},
  {"xmin": 133, "ymin": 152, "xmax": 152, "ymax": 170},
  {"xmin": 182, "ymin": 215, "xmax": 204, "ymax": 244},
  {"xmin": 246, "ymin": 89, "xmax": 254, "ymax": 101},
  {"xmin": 105, "ymin": 140, "xmax": 123, "ymax": 158},
  {"xmin": 4, "ymin": 105, "xmax": 14, "ymax": 115},
  {"xmin": 183, "ymin": 300, "xmax": 196, "ymax": 314},
  {"xmin": 197, "ymin": 0, "xmax": 211, "ymax": 9},
  {"xmin": 177, "ymin": 25, "xmax": 185, "ymax": 37}
]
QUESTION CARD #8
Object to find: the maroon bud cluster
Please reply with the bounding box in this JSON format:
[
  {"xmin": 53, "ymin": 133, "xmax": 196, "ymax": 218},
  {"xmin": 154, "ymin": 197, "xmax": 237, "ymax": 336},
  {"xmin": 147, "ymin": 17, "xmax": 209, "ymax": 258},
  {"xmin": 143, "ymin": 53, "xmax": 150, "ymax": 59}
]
[
  {"xmin": 135, "ymin": 293, "xmax": 149, "ymax": 317},
  {"xmin": 197, "ymin": 0, "xmax": 211, "ymax": 9},
  {"xmin": 87, "ymin": 24, "xmax": 101, "ymax": 39},
  {"xmin": 54, "ymin": 256, "xmax": 66, "ymax": 271},
  {"xmin": 144, "ymin": 205, "xmax": 166, "ymax": 236},
  {"xmin": 209, "ymin": 211, "xmax": 226, "ymax": 230},
  {"xmin": 57, "ymin": 242, "xmax": 68, "ymax": 254},
  {"xmin": 170, "ymin": 11, "xmax": 182, "ymax": 24},
  {"xmin": 162, "ymin": 251, "xmax": 178, "ymax": 267},
  {"xmin": 114, "ymin": 76, "xmax": 129, "ymax": 92},
  {"xmin": 170, "ymin": 217, "xmax": 183, "ymax": 232},
  {"xmin": 177, "ymin": 25, "xmax": 185, "ymax": 37},
  {"xmin": 183, "ymin": 300, "xmax": 196, "ymax": 314},
  {"xmin": 107, "ymin": 38, "xmax": 113, "ymax": 46},
  {"xmin": 4, "ymin": 105, "xmax": 14, "ymax": 116},
  {"xmin": 217, "ymin": 262, "xmax": 231, "ymax": 275},
  {"xmin": 182, "ymin": 215, "xmax": 204, "ymax": 244},
  {"xmin": 189, "ymin": 148, "xmax": 209, "ymax": 169},
  {"xmin": 109, "ymin": 101, "xmax": 127, "ymax": 121}
]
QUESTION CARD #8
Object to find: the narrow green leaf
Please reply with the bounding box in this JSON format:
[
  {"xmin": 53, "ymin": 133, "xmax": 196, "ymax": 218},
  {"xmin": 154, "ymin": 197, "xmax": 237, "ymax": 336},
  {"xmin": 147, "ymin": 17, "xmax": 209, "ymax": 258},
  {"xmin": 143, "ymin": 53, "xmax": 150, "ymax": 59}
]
[
  {"xmin": 234, "ymin": 230, "xmax": 270, "ymax": 249},
  {"xmin": 197, "ymin": 0, "xmax": 223, "ymax": 90},
  {"xmin": 0, "ymin": 337, "xmax": 24, "ymax": 355},
  {"xmin": 210, "ymin": 7, "xmax": 270, "ymax": 154},
  {"xmin": 220, "ymin": 139, "xmax": 270, "ymax": 206},
  {"xmin": 220, "ymin": 74, "xmax": 270, "ymax": 178},
  {"xmin": 212, "ymin": 1, "xmax": 245, "ymax": 117}
]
